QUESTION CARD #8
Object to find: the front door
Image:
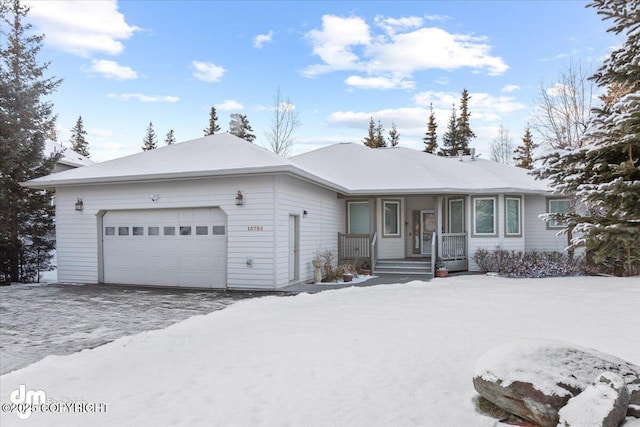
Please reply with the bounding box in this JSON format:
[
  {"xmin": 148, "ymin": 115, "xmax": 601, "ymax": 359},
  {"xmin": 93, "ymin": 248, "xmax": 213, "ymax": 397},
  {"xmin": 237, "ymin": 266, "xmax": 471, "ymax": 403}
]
[{"xmin": 421, "ymin": 210, "xmax": 436, "ymax": 255}]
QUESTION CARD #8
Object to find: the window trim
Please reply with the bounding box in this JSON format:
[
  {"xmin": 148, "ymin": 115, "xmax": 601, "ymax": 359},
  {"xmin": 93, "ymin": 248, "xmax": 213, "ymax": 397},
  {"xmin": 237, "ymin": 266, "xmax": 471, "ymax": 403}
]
[
  {"xmin": 382, "ymin": 199, "xmax": 401, "ymax": 238},
  {"xmin": 448, "ymin": 198, "xmax": 465, "ymax": 234},
  {"xmin": 546, "ymin": 198, "xmax": 571, "ymax": 229},
  {"xmin": 504, "ymin": 196, "xmax": 522, "ymax": 237},
  {"xmin": 472, "ymin": 196, "xmax": 497, "ymax": 237},
  {"xmin": 347, "ymin": 200, "xmax": 370, "ymax": 235}
]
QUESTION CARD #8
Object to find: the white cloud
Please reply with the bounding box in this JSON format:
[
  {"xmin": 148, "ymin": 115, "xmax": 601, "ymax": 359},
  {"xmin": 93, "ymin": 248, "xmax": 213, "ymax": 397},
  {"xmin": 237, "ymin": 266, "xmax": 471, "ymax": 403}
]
[
  {"xmin": 216, "ymin": 100, "xmax": 244, "ymax": 111},
  {"xmin": 501, "ymin": 84, "xmax": 520, "ymax": 93},
  {"xmin": 24, "ymin": 0, "xmax": 139, "ymax": 56},
  {"xmin": 303, "ymin": 14, "xmax": 508, "ymax": 83},
  {"xmin": 107, "ymin": 93, "xmax": 179, "ymax": 103},
  {"xmin": 413, "ymin": 90, "xmax": 526, "ymax": 118},
  {"xmin": 253, "ymin": 30, "xmax": 274, "ymax": 48},
  {"xmin": 192, "ymin": 61, "xmax": 226, "ymax": 82},
  {"xmin": 344, "ymin": 75, "xmax": 414, "ymax": 90},
  {"xmin": 90, "ymin": 60, "xmax": 138, "ymax": 80},
  {"xmin": 545, "ymin": 83, "xmax": 569, "ymax": 97}
]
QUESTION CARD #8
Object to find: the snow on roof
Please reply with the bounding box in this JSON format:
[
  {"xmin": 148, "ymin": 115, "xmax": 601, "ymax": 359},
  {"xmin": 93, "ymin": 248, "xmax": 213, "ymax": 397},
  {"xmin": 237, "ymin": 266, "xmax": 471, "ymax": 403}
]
[
  {"xmin": 27, "ymin": 133, "xmax": 333, "ymax": 189},
  {"xmin": 45, "ymin": 139, "xmax": 94, "ymax": 168},
  {"xmin": 291, "ymin": 143, "xmax": 551, "ymax": 194}
]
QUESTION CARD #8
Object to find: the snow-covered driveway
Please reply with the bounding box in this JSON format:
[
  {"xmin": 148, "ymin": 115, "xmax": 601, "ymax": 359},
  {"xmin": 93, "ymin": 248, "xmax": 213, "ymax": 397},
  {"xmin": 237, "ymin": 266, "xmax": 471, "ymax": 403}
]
[{"xmin": 0, "ymin": 284, "xmax": 257, "ymax": 375}]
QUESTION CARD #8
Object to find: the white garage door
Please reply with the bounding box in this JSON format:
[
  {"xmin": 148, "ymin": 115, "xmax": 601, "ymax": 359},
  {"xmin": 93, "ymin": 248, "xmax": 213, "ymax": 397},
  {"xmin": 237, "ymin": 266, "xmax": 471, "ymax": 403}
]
[{"xmin": 102, "ymin": 208, "xmax": 227, "ymax": 288}]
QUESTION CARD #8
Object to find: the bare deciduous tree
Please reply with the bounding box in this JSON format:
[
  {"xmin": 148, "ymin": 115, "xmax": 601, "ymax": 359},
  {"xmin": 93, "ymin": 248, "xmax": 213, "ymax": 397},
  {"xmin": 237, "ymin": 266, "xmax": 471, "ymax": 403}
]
[
  {"xmin": 532, "ymin": 59, "xmax": 594, "ymax": 149},
  {"xmin": 490, "ymin": 124, "xmax": 514, "ymax": 164},
  {"xmin": 265, "ymin": 87, "xmax": 300, "ymax": 157}
]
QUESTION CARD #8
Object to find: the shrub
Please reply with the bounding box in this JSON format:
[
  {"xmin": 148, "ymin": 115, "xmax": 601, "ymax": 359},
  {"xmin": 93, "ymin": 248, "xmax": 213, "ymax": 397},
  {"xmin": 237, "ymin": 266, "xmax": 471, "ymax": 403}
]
[
  {"xmin": 472, "ymin": 249, "xmax": 585, "ymax": 278},
  {"xmin": 315, "ymin": 249, "xmax": 337, "ymax": 282},
  {"xmin": 336, "ymin": 264, "xmax": 358, "ymax": 279}
]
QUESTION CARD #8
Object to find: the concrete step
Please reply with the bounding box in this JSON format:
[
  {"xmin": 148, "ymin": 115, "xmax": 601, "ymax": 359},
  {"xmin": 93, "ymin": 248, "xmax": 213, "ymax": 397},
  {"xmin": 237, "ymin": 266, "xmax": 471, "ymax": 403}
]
[{"xmin": 374, "ymin": 260, "xmax": 432, "ymax": 276}]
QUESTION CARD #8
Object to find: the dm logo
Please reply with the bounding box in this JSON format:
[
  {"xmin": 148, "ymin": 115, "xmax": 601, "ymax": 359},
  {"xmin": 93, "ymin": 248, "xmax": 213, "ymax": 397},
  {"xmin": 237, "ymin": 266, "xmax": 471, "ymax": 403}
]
[{"xmin": 10, "ymin": 384, "xmax": 46, "ymax": 420}]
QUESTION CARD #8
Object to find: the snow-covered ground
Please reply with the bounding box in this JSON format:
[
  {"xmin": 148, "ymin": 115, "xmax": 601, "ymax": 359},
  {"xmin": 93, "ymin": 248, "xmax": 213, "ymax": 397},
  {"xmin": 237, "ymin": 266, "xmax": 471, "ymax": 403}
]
[{"xmin": 1, "ymin": 275, "xmax": 638, "ymax": 426}]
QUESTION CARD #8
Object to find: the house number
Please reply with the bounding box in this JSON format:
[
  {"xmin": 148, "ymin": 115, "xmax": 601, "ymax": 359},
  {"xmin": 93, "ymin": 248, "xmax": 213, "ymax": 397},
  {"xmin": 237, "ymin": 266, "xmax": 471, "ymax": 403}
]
[{"xmin": 247, "ymin": 226, "xmax": 264, "ymax": 232}]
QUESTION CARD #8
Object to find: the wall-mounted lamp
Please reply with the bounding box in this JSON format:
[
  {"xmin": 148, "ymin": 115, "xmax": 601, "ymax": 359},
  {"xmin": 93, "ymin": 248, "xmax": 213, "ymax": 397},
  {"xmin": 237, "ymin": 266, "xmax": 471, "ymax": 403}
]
[
  {"xmin": 75, "ymin": 198, "xmax": 84, "ymax": 211},
  {"xmin": 150, "ymin": 194, "xmax": 160, "ymax": 202},
  {"xmin": 235, "ymin": 191, "xmax": 244, "ymax": 206},
  {"xmin": 303, "ymin": 210, "xmax": 308, "ymax": 218}
]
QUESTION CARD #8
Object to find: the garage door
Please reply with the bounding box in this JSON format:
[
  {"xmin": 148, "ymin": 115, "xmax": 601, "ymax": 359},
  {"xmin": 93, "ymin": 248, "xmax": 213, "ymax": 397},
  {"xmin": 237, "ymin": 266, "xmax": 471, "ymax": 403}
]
[{"xmin": 102, "ymin": 208, "xmax": 227, "ymax": 288}]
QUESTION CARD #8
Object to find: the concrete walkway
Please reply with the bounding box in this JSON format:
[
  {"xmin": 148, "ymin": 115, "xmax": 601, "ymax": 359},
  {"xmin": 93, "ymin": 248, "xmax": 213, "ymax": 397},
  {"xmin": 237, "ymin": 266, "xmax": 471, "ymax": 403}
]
[{"xmin": 281, "ymin": 274, "xmax": 433, "ymax": 294}]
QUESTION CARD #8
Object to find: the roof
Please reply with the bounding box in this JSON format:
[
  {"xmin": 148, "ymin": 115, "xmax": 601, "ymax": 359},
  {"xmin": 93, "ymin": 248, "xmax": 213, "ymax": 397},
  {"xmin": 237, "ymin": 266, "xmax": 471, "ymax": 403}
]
[
  {"xmin": 26, "ymin": 133, "xmax": 344, "ymax": 191},
  {"xmin": 291, "ymin": 143, "xmax": 550, "ymax": 195},
  {"xmin": 45, "ymin": 140, "xmax": 94, "ymax": 168},
  {"xmin": 26, "ymin": 135, "xmax": 550, "ymax": 195}
]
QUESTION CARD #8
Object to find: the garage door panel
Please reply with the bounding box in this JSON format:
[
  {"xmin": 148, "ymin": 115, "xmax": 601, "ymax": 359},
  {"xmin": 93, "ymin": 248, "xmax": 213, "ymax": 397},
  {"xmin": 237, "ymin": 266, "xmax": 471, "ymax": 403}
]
[{"xmin": 103, "ymin": 208, "xmax": 227, "ymax": 288}]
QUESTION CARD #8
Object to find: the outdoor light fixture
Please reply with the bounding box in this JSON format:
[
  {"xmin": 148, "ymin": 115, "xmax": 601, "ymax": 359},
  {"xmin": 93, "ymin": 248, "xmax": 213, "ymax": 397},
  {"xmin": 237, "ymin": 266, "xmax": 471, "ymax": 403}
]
[
  {"xmin": 150, "ymin": 194, "xmax": 160, "ymax": 202},
  {"xmin": 235, "ymin": 191, "xmax": 244, "ymax": 206},
  {"xmin": 75, "ymin": 198, "xmax": 83, "ymax": 211},
  {"xmin": 303, "ymin": 210, "xmax": 308, "ymax": 218}
]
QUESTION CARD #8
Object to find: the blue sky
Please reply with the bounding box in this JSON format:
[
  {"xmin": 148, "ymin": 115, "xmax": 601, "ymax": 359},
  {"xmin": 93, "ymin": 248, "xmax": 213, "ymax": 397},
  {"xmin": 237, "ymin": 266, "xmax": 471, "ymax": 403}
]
[{"xmin": 25, "ymin": 0, "xmax": 619, "ymax": 162}]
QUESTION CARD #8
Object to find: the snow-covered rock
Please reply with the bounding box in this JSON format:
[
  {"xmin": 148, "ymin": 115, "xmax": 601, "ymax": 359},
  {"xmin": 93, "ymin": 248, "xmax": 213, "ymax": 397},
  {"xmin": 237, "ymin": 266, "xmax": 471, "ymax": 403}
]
[
  {"xmin": 473, "ymin": 339, "xmax": 640, "ymax": 427},
  {"xmin": 557, "ymin": 372, "xmax": 630, "ymax": 427}
]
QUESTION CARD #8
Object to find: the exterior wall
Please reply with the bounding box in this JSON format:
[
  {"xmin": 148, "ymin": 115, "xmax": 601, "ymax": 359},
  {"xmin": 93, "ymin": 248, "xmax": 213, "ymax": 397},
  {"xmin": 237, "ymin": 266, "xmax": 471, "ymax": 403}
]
[
  {"xmin": 467, "ymin": 194, "xmax": 525, "ymax": 271},
  {"xmin": 376, "ymin": 197, "xmax": 406, "ymax": 259},
  {"xmin": 54, "ymin": 176, "xmax": 277, "ymax": 289},
  {"xmin": 404, "ymin": 195, "xmax": 437, "ymax": 256},
  {"xmin": 524, "ymin": 195, "xmax": 568, "ymax": 252},
  {"xmin": 274, "ymin": 175, "xmax": 344, "ymax": 287}
]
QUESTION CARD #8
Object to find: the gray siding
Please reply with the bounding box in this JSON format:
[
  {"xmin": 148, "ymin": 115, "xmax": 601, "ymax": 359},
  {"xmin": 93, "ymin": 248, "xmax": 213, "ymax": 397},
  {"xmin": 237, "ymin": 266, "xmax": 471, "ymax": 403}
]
[{"xmin": 524, "ymin": 195, "xmax": 568, "ymax": 252}]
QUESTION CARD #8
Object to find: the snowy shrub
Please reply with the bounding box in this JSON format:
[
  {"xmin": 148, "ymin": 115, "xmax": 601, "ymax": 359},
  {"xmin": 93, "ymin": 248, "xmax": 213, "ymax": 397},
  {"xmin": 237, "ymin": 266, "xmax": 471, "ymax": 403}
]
[
  {"xmin": 335, "ymin": 264, "xmax": 358, "ymax": 279},
  {"xmin": 473, "ymin": 249, "xmax": 585, "ymax": 278},
  {"xmin": 315, "ymin": 249, "xmax": 337, "ymax": 282}
]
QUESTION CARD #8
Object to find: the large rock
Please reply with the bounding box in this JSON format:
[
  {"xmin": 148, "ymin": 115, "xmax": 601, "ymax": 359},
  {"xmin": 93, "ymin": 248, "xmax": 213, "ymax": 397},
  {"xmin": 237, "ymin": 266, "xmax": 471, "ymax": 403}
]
[
  {"xmin": 558, "ymin": 372, "xmax": 630, "ymax": 427},
  {"xmin": 473, "ymin": 340, "xmax": 640, "ymax": 427}
]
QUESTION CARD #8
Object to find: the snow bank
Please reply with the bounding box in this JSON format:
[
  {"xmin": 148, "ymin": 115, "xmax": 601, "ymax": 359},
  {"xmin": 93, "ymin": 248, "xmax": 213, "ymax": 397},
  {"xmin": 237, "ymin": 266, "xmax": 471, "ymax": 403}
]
[{"xmin": 1, "ymin": 275, "xmax": 638, "ymax": 426}]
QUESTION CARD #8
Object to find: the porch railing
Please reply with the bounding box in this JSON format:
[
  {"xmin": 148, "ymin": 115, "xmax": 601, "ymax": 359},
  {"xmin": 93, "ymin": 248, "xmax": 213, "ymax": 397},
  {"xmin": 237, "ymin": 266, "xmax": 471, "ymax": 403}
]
[
  {"xmin": 338, "ymin": 233, "xmax": 376, "ymax": 269},
  {"xmin": 440, "ymin": 233, "xmax": 467, "ymax": 261},
  {"xmin": 370, "ymin": 232, "xmax": 377, "ymax": 272}
]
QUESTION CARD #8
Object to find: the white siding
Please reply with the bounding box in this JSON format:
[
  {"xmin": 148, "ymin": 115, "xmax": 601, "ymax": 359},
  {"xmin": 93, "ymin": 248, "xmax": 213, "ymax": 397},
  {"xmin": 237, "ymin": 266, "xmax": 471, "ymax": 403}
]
[
  {"xmin": 467, "ymin": 194, "xmax": 525, "ymax": 271},
  {"xmin": 55, "ymin": 176, "xmax": 277, "ymax": 289},
  {"xmin": 377, "ymin": 197, "xmax": 406, "ymax": 259},
  {"xmin": 524, "ymin": 195, "xmax": 568, "ymax": 252},
  {"xmin": 274, "ymin": 175, "xmax": 344, "ymax": 287}
]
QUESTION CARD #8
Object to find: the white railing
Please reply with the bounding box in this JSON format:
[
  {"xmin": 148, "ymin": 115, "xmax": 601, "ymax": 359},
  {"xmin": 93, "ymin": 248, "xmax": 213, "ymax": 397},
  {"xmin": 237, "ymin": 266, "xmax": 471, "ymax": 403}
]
[
  {"xmin": 370, "ymin": 232, "xmax": 377, "ymax": 272},
  {"xmin": 430, "ymin": 231, "xmax": 436, "ymax": 274},
  {"xmin": 441, "ymin": 233, "xmax": 466, "ymax": 260}
]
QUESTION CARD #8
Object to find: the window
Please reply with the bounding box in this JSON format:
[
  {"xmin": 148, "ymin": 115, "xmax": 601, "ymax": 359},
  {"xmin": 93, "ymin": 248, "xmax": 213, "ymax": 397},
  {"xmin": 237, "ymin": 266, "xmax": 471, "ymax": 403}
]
[
  {"xmin": 505, "ymin": 197, "xmax": 522, "ymax": 236},
  {"xmin": 180, "ymin": 226, "xmax": 192, "ymax": 236},
  {"xmin": 348, "ymin": 201, "xmax": 369, "ymax": 234},
  {"xmin": 118, "ymin": 227, "xmax": 129, "ymax": 236},
  {"xmin": 212, "ymin": 226, "xmax": 225, "ymax": 235},
  {"xmin": 548, "ymin": 198, "xmax": 570, "ymax": 228},
  {"xmin": 163, "ymin": 226, "xmax": 175, "ymax": 236},
  {"xmin": 148, "ymin": 227, "xmax": 159, "ymax": 236},
  {"xmin": 448, "ymin": 199, "xmax": 464, "ymax": 233},
  {"xmin": 105, "ymin": 227, "xmax": 115, "ymax": 236},
  {"xmin": 132, "ymin": 226, "xmax": 144, "ymax": 236},
  {"xmin": 383, "ymin": 200, "xmax": 400, "ymax": 237},
  {"xmin": 473, "ymin": 197, "xmax": 496, "ymax": 236},
  {"xmin": 196, "ymin": 226, "xmax": 208, "ymax": 235}
]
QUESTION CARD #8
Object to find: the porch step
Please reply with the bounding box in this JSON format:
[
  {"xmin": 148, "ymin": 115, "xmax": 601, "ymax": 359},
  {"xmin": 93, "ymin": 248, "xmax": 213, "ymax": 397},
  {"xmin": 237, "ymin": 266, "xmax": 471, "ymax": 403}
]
[{"xmin": 374, "ymin": 259, "xmax": 432, "ymax": 276}]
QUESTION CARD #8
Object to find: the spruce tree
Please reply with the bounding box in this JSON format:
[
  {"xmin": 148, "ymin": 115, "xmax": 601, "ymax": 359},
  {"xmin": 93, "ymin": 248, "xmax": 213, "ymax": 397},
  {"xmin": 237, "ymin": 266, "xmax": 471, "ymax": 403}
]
[
  {"xmin": 423, "ymin": 103, "xmax": 438, "ymax": 153},
  {"xmin": 362, "ymin": 117, "xmax": 377, "ymax": 148},
  {"xmin": 203, "ymin": 106, "xmax": 220, "ymax": 136},
  {"xmin": 439, "ymin": 105, "xmax": 458, "ymax": 156},
  {"xmin": 164, "ymin": 129, "xmax": 176, "ymax": 145},
  {"xmin": 0, "ymin": 0, "xmax": 62, "ymax": 282},
  {"xmin": 388, "ymin": 121, "xmax": 399, "ymax": 147},
  {"xmin": 513, "ymin": 125, "xmax": 537, "ymax": 169},
  {"xmin": 456, "ymin": 88, "xmax": 476, "ymax": 154},
  {"xmin": 535, "ymin": 0, "xmax": 640, "ymax": 275},
  {"xmin": 229, "ymin": 113, "xmax": 256, "ymax": 142},
  {"xmin": 69, "ymin": 115, "xmax": 90, "ymax": 157},
  {"xmin": 375, "ymin": 119, "xmax": 386, "ymax": 147},
  {"xmin": 141, "ymin": 122, "xmax": 157, "ymax": 151}
]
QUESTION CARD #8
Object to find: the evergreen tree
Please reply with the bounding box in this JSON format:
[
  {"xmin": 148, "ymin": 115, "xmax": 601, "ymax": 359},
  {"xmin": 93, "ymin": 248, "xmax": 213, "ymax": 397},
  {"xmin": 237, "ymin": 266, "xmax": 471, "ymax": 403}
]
[
  {"xmin": 362, "ymin": 117, "xmax": 377, "ymax": 148},
  {"xmin": 203, "ymin": 106, "xmax": 220, "ymax": 136},
  {"xmin": 439, "ymin": 104, "xmax": 458, "ymax": 156},
  {"xmin": 141, "ymin": 122, "xmax": 157, "ymax": 151},
  {"xmin": 69, "ymin": 115, "xmax": 90, "ymax": 157},
  {"xmin": 229, "ymin": 113, "xmax": 256, "ymax": 142},
  {"xmin": 456, "ymin": 88, "xmax": 476, "ymax": 154},
  {"xmin": 0, "ymin": 0, "xmax": 62, "ymax": 282},
  {"xmin": 375, "ymin": 119, "xmax": 387, "ymax": 148},
  {"xmin": 164, "ymin": 129, "xmax": 176, "ymax": 145},
  {"xmin": 423, "ymin": 103, "xmax": 438, "ymax": 153},
  {"xmin": 513, "ymin": 125, "xmax": 537, "ymax": 169},
  {"xmin": 535, "ymin": 0, "xmax": 640, "ymax": 275},
  {"xmin": 388, "ymin": 121, "xmax": 399, "ymax": 147}
]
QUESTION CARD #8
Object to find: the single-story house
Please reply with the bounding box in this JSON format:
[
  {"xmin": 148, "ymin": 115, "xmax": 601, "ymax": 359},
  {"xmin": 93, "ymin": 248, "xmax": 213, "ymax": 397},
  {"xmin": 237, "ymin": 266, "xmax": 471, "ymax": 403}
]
[{"xmin": 24, "ymin": 133, "xmax": 569, "ymax": 290}]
